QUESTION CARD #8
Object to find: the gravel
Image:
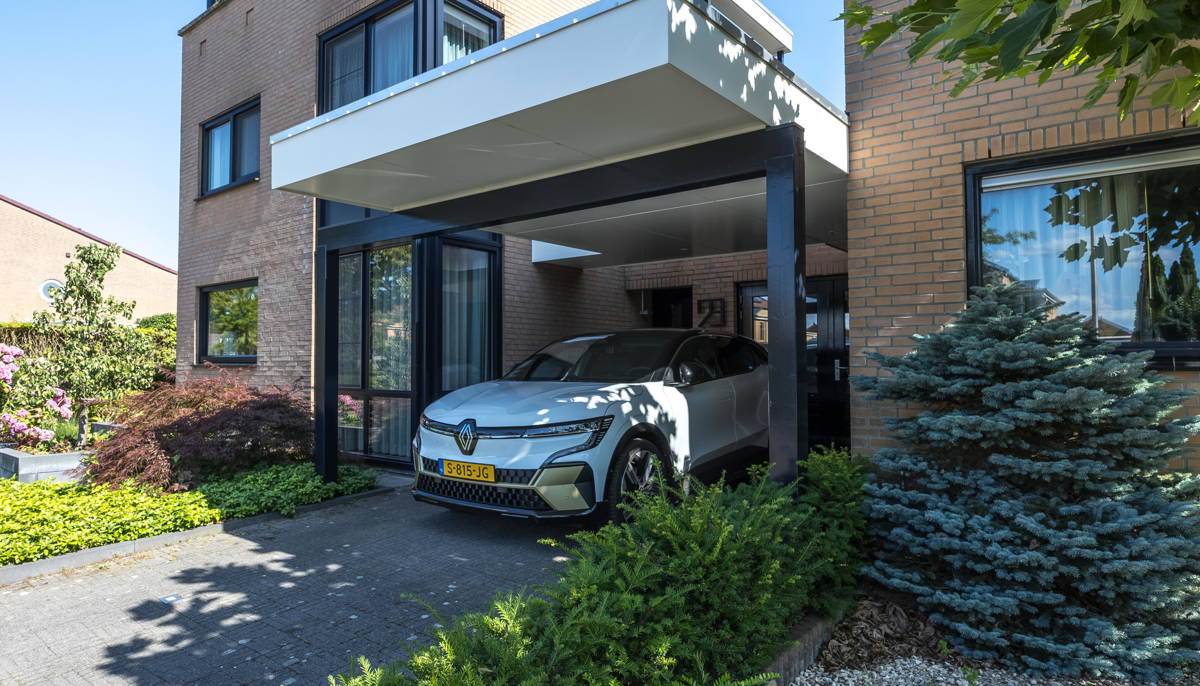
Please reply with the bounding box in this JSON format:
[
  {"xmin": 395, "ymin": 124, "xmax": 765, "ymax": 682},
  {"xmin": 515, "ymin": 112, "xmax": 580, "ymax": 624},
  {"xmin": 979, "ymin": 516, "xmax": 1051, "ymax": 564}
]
[{"xmin": 791, "ymin": 656, "xmax": 1200, "ymax": 686}]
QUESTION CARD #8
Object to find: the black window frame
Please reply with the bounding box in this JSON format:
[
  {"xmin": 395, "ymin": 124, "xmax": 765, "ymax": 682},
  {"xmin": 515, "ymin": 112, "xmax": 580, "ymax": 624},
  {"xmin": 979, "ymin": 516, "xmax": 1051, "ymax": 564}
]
[
  {"xmin": 199, "ymin": 98, "xmax": 261, "ymax": 197},
  {"xmin": 317, "ymin": 0, "xmax": 502, "ymax": 116},
  {"xmin": 965, "ymin": 131, "xmax": 1200, "ymax": 370},
  {"xmin": 198, "ymin": 279, "xmax": 260, "ymax": 365}
]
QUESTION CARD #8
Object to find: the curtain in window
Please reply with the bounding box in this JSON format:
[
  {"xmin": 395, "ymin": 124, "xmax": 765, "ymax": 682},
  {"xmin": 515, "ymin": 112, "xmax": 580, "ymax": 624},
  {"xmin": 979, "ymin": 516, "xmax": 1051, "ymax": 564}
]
[
  {"xmin": 982, "ymin": 162, "xmax": 1200, "ymax": 342},
  {"xmin": 368, "ymin": 396, "xmax": 412, "ymax": 458},
  {"xmin": 443, "ymin": 5, "xmax": 491, "ymax": 64},
  {"xmin": 325, "ymin": 25, "xmax": 366, "ymax": 110},
  {"xmin": 442, "ymin": 246, "xmax": 492, "ymax": 391},
  {"xmin": 206, "ymin": 122, "xmax": 232, "ymax": 190},
  {"xmin": 371, "ymin": 6, "xmax": 415, "ymax": 93},
  {"xmin": 234, "ymin": 108, "xmax": 259, "ymax": 178}
]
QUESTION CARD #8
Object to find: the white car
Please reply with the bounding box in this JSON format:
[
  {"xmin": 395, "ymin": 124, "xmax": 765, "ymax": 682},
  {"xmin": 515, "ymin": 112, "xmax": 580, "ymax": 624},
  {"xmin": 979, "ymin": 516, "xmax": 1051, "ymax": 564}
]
[{"xmin": 412, "ymin": 329, "xmax": 769, "ymax": 520}]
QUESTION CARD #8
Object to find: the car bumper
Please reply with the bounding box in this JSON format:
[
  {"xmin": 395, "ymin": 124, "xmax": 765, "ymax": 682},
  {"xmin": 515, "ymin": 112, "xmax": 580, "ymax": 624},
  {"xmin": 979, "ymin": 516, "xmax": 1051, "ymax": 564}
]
[{"xmin": 411, "ymin": 457, "xmax": 597, "ymax": 518}]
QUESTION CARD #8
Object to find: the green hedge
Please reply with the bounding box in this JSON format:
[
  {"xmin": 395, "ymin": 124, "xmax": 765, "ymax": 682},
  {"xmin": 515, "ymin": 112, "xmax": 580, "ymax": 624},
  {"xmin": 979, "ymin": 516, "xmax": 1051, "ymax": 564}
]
[
  {"xmin": 331, "ymin": 448, "xmax": 866, "ymax": 686},
  {"xmin": 0, "ymin": 463, "xmax": 377, "ymax": 566},
  {"xmin": 0, "ymin": 322, "xmax": 175, "ymax": 385}
]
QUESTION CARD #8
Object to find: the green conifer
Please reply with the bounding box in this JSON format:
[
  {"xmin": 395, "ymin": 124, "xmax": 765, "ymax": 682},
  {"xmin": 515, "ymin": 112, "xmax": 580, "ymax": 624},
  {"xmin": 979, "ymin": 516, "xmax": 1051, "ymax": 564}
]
[{"xmin": 856, "ymin": 280, "xmax": 1200, "ymax": 681}]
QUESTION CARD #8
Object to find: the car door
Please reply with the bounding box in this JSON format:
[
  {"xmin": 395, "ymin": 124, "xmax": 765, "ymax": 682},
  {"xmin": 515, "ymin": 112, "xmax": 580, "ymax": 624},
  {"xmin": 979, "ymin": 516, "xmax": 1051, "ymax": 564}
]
[
  {"xmin": 716, "ymin": 337, "xmax": 769, "ymax": 448},
  {"xmin": 668, "ymin": 335, "xmax": 736, "ymax": 468}
]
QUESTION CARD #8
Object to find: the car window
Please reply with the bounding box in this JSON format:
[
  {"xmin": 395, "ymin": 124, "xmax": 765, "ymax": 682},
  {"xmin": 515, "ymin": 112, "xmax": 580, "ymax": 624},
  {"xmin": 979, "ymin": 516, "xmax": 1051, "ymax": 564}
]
[
  {"xmin": 717, "ymin": 338, "xmax": 763, "ymax": 376},
  {"xmin": 504, "ymin": 332, "xmax": 682, "ymax": 383},
  {"xmin": 672, "ymin": 336, "xmax": 721, "ymax": 382}
]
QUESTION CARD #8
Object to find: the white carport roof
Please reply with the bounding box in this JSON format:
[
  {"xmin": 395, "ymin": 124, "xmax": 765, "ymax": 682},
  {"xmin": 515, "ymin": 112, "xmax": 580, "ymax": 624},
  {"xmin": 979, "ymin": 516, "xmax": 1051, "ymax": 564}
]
[{"xmin": 270, "ymin": 0, "xmax": 848, "ymax": 265}]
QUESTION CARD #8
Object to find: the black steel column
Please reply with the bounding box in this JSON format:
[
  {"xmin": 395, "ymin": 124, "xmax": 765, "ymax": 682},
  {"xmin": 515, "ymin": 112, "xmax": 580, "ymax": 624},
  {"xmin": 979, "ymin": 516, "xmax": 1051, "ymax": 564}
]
[
  {"xmin": 314, "ymin": 245, "xmax": 339, "ymax": 483},
  {"xmin": 765, "ymin": 125, "xmax": 806, "ymax": 482}
]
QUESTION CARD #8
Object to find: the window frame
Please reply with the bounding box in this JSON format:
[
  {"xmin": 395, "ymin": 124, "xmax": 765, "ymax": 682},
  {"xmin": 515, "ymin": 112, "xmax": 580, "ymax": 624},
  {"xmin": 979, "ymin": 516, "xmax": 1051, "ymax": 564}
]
[
  {"xmin": 199, "ymin": 98, "xmax": 261, "ymax": 197},
  {"xmin": 197, "ymin": 279, "xmax": 260, "ymax": 365},
  {"xmin": 317, "ymin": 0, "xmax": 502, "ymax": 116},
  {"xmin": 965, "ymin": 132, "xmax": 1200, "ymax": 370}
]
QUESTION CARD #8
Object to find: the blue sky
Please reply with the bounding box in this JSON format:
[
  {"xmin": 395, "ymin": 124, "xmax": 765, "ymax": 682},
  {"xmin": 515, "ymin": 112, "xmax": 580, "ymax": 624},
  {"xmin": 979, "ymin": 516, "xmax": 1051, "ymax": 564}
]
[{"xmin": 0, "ymin": 1, "xmax": 844, "ymax": 270}]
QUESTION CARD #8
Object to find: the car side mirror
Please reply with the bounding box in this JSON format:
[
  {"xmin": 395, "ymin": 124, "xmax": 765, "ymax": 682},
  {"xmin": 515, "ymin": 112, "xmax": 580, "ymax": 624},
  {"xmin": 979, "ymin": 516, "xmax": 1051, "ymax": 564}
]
[{"xmin": 676, "ymin": 361, "xmax": 711, "ymax": 386}]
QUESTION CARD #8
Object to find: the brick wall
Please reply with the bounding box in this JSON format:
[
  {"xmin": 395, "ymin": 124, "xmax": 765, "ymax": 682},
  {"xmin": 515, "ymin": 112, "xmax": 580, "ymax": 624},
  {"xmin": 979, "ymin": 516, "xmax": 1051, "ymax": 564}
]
[
  {"xmin": 623, "ymin": 245, "xmax": 848, "ymax": 335},
  {"xmin": 845, "ymin": 0, "xmax": 1198, "ymax": 464},
  {"xmin": 0, "ymin": 199, "xmax": 177, "ymax": 323},
  {"xmin": 501, "ymin": 236, "xmax": 642, "ymax": 369},
  {"xmin": 177, "ymin": 0, "xmax": 596, "ymax": 390}
]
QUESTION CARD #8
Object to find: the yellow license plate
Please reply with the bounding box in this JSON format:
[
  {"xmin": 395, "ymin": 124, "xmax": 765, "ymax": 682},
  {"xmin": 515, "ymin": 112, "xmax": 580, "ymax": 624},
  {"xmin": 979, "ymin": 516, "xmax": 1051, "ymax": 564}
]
[{"xmin": 440, "ymin": 459, "xmax": 495, "ymax": 482}]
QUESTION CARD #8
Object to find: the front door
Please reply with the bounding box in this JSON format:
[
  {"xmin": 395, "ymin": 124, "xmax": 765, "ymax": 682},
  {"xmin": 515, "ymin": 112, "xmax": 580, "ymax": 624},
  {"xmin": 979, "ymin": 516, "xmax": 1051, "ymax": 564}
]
[{"xmin": 737, "ymin": 276, "xmax": 849, "ymax": 448}]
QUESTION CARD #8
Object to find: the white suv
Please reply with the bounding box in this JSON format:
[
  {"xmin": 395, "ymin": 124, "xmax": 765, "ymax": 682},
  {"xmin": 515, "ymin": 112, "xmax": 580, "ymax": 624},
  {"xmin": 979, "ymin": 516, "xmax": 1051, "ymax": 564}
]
[{"xmin": 412, "ymin": 329, "xmax": 768, "ymax": 520}]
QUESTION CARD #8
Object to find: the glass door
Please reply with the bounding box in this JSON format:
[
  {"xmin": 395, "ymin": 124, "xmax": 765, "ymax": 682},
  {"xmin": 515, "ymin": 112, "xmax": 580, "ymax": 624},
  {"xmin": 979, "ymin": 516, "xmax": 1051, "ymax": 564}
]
[{"xmin": 738, "ymin": 276, "xmax": 850, "ymax": 448}]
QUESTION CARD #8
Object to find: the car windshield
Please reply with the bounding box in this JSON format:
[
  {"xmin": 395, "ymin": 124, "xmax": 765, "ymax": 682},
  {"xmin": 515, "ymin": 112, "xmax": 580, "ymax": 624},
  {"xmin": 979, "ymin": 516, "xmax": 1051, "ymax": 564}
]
[{"xmin": 504, "ymin": 331, "xmax": 682, "ymax": 383}]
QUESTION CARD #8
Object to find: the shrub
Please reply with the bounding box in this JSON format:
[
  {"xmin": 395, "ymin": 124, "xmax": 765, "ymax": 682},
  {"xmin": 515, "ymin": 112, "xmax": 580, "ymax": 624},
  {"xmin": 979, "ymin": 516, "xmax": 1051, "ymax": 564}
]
[
  {"xmin": 136, "ymin": 313, "xmax": 176, "ymax": 331},
  {"xmin": 332, "ymin": 450, "xmax": 865, "ymax": 686},
  {"xmin": 0, "ymin": 479, "xmax": 221, "ymax": 565},
  {"xmin": 85, "ymin": 369, "xmax": 313, "ymax": 490},
  {"xmin": 0, "ymin": 322, "xmax": 174, "ymax": 390},
  {"xmin": 855, "ymin": 281, "xmax": 1200, "ymax": 681},
  {"xmin": 198, "ymin": 462, "xmax": 377, "ymax": 517}
]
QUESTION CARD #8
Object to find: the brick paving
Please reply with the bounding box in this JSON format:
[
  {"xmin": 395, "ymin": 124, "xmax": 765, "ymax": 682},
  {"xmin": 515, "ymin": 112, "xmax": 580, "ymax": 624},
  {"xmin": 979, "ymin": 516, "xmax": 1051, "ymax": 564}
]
[{"xmin": 0, "ymin": 482, "xmax": 582, "ymax": 686}]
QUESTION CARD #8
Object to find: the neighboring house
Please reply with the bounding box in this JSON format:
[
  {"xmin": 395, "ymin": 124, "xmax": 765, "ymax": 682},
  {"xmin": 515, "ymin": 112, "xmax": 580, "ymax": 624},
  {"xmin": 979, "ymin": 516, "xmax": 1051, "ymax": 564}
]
[
  {"xmin": 177, "ymin": 0, "xmax": 1199, "ymax": 478},
  {"xmin": 0, "ymin": 194, "xmax": 177, "ymax": 323}
]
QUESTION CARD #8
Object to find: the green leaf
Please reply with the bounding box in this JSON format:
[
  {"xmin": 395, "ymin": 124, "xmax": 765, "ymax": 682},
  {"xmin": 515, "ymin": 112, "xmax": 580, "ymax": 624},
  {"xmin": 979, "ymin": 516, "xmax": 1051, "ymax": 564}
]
[
  {"xmin": 1117, "ymin": 75, "xmax": 1140, "ymax": 118},
  {"xmin": 1060, "ymin": 240, "xmax": 1088, "ymax": 262},
  {"xmin": 1116, "ymin": 0, "xmax": 1155, "ymax": 32}
]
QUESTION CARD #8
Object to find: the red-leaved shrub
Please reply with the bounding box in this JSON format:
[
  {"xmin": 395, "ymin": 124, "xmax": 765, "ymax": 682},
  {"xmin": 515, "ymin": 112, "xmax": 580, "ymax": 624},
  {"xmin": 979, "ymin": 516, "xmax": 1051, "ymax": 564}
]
[{"xmin": 86, "ymin": 368, "xmax": 313, "ymax": 490}]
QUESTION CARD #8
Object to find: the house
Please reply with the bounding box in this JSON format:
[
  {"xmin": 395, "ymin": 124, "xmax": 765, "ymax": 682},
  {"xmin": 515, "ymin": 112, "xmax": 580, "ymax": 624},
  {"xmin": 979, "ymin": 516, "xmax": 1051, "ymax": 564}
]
[
  {"xmin": 176, "ymin": 0, "xmax": 1200, "ymax": 482},
  {"xmin": 0, "ymin": 194, "xmax": 177, "ymax": 323}
]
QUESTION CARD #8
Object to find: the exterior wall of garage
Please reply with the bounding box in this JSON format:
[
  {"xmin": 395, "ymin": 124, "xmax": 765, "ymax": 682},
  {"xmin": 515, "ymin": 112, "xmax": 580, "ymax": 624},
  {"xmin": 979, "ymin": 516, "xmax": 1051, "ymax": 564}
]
[{"xmin": 845, "ymin": 0, "xmax": 1200, "ymax": 469}]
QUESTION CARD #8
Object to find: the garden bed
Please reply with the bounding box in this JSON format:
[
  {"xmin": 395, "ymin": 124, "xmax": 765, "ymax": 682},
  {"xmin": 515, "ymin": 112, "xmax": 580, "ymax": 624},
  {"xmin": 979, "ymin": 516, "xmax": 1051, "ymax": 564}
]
[
  {"xmin": 0, "ymin": 445, "xmax": 88, "ymax": 483},
  {"xmin": 0, "ymin": 462, "xmax": 376, "ymax": 567}
]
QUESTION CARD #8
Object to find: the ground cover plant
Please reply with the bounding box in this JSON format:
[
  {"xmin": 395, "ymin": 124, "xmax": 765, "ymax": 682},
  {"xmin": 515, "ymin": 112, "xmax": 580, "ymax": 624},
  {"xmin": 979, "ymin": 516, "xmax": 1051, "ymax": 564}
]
[
  {"xmin": 86, "ymin": 370, "xmax": 313, "ymax": 490},
  {"xmin": 855, "ymin": 281, "xmax": 1200, "ymax": 681},
  {"xmin": 0, "ymin": 462, "xmax": 376, "ymax": 566},
  {"xmin": 331, "ymin": 448, "xmax": 866, "ymax": 686}
]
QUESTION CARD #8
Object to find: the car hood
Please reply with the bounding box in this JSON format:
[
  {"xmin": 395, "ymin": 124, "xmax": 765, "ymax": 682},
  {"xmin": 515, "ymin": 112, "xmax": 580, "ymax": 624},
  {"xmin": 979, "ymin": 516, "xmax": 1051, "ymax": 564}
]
[{"xmin": 425, "ymin": 381, "xmax": 646, "ymax": 426}]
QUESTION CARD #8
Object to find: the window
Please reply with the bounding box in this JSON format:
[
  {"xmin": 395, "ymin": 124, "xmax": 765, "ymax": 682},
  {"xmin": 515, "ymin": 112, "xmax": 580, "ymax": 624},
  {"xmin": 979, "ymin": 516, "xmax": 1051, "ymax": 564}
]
[
  {"xmin": 974, "ymin": 144, "xmax": 1200, "ymax": 351},
  {"xmin": 717, "ymin": 338, "xmax": 764, "ymax": 376},
  {"xmin": 202, "ymin": 100, "xmax": 259, "ymax": 195},
  {"xmin": 320, "ymin": 1, "xmax": 499, "ymax": 114},
  {"xmin": 39, "ymin": 279, "xmax": 63, "ymax": 303},
  {"xmin": 199, "ymin": 280, "xmax": 258, "ymax": 363},
  {"xmin": 443, "ymin": 4, "xmax": 493, "ymax": 63},
  {"xmin": 321, "ymin": 4, "xmax": 415, "ymax": 112},
  {"xmin": 442, "ymin": 245, "xmax": 494, "ymax": 390}
]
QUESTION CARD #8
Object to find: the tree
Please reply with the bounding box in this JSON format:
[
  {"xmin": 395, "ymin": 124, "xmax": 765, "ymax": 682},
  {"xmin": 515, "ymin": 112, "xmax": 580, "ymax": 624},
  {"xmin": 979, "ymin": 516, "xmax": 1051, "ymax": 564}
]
[
  {"xmin": 841, "ymin": 0, "xmax": 1200, "ymax": 122},
  {"xmin": 855, "ymin": 280, "xmax": 1200, "ymax": 680},
  {"xmin": 33, "ymin": 244, "xmax": 155, "ymax": 444}
]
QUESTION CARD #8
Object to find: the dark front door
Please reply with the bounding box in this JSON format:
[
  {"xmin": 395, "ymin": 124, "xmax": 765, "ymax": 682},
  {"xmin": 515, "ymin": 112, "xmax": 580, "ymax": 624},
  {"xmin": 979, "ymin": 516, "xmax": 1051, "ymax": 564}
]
[
  {"xmin": 651, "ymin": 287, "xmax": 693, "ymax": 328},
  {"xmin": 738, "ymin": 275, "xmax": 849, "ymax": 448}
]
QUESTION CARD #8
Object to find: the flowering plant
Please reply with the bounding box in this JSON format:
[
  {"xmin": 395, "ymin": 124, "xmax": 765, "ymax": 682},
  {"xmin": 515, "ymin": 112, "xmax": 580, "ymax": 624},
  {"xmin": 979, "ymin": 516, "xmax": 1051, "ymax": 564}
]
[
  {"xmin": 0, "ymin": 344, "xmax": 75, "ymax": 449},
  {"xmin": 337, "ymin": 394, "xmax": 364, "ymax": 427}
]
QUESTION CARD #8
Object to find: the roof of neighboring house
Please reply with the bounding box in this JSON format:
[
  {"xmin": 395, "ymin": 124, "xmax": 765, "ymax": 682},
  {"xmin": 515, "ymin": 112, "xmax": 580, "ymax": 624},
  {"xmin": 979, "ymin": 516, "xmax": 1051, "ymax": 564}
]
[{"xmin": 0, "ymin": 194, "xmax": 177, "ymax": 276}]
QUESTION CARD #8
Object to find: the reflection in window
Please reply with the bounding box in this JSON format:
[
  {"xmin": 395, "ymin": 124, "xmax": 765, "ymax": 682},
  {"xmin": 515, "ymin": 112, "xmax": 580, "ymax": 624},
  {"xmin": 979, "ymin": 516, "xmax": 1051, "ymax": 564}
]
[
  {"xmin": 443, "ymin": 5, "xmax": 493, "ymax": 63},
  {"xmin": 982, "ymin": 159, "xmax": 1200, "ymax": 342},
  {"xmin": 442, "ymin": 246, "xmax": 492, "ymax": 391},
  {"xmin": 202, "ymin": 282, "xmax": 258, "ymax": 359},
  {"xmin": 337, "ymin": 393, "xmax": 365, "ymax": 453},
  {"xmin": 369, "ymin": 245, "xmax": 413, "ymax": 390},
  {"xmin": 338, "ymin": 254, "xmax": 363, "ymax": 386}
]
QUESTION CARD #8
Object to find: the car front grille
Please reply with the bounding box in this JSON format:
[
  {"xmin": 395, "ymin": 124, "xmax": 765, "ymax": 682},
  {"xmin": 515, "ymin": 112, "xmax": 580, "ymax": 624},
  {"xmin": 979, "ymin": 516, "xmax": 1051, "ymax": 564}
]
[
  {"xmin": 420, "ymin": 456, "xmax": 538, "ymax": 485},
  {"xmin": 415, "ymin": 474, "xmax": 551, "ymax": 511}
]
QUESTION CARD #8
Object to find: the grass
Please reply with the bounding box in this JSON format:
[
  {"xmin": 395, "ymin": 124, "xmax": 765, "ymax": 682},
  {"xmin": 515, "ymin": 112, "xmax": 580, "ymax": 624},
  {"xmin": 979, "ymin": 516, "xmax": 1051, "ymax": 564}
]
[{"xmin": 0, "ymin": 462, "xmax": 377, "ymax": 566}]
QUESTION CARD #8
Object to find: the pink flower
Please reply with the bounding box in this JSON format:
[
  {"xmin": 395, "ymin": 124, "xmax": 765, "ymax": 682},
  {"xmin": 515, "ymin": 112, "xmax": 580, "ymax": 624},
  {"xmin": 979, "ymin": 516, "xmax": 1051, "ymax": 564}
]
[{"xmin": 15, "ymin": 409, "xmax": 27, "ymax": 418}]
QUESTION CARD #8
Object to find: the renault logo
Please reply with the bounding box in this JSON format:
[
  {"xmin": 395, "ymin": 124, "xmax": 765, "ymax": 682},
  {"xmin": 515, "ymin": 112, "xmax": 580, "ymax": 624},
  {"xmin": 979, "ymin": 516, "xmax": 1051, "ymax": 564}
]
[{"xmin": 455, "ymin": 419, "xmax": 478, "ymax": 455}]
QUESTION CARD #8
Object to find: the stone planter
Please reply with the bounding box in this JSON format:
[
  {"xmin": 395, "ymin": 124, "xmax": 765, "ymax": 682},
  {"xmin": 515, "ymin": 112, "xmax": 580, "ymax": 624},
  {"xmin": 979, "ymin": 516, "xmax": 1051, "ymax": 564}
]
[
  {"xmin": 90, "ymin": 422, "xmax": 123, "ymax": 435},
  {"xmin": 0, "ymin": 447, "xmax": 89, "ymax": 483}
]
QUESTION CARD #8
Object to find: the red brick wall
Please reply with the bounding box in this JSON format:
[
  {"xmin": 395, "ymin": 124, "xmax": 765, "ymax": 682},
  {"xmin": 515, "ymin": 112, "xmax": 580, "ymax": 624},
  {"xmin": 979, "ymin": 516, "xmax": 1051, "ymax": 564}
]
[{"xmin": 845, "ymin": 0, "xmax": 1198, "ymax": 465}]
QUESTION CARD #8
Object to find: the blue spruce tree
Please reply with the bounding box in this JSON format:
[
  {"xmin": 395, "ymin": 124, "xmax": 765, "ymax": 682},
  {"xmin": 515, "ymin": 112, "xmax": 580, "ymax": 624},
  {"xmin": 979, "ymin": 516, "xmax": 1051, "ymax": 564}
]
[{"xmin": 856, "ymin": 280, "xmax": 1200, "ymax": 681}]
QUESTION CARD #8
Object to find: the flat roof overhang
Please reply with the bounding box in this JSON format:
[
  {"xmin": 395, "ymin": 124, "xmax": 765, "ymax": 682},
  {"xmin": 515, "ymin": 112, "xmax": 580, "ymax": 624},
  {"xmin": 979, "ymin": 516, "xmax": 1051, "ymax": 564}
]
[{"xmin": 269, "ymin": 0, "xmax": 848, "ymax": 215}]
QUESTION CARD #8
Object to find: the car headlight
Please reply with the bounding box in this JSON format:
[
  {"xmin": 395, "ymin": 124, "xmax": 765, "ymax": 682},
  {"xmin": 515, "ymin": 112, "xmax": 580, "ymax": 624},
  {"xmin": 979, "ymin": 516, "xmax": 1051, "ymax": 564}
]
[{"xmin": 538, "ymin": 416, "xmax": 614, "ymax": 460}]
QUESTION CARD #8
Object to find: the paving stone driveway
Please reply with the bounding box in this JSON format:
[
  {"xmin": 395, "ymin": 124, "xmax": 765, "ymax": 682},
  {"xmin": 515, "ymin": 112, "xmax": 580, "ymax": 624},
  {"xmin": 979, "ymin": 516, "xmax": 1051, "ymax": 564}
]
[{"xmin": 0, "ymin": 481, "xmax": 583, "ymax": 686}]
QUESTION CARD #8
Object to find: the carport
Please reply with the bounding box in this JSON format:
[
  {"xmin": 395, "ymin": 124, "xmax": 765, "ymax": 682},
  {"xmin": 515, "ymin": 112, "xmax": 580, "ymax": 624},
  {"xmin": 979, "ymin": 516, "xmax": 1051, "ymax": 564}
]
[{"xmin": 269, "ymin": 0, "xmax": 849, "ymax": 481}]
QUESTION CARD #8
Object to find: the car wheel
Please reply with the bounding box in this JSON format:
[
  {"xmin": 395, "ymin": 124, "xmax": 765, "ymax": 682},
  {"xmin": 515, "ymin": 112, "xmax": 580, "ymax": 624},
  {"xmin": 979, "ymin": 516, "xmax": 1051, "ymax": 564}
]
[{"xmin": 597, "ymin": 436, "xmax": 665, "ymax": 524}]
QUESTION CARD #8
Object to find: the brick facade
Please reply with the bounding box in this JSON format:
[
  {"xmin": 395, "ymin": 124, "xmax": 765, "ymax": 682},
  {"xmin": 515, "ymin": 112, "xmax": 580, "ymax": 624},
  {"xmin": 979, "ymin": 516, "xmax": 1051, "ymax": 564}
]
[
  {"xmin": 0, "ymin": 196, "xmax": 176, "ymax": 323},
  {"xmin": 845, "ymin": 0, "xmax": 1198, "ymax": 467}
]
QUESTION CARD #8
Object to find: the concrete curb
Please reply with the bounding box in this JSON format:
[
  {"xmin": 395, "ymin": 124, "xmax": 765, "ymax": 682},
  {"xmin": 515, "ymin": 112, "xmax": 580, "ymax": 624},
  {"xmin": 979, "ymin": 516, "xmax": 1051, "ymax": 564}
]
[
  {"xmin": 0, "ymin": 485, "xmax": 398, "ymax": 586},
  {"xmin": 764, "ymin": 612, "xmax": 839, "ymax": 685}
]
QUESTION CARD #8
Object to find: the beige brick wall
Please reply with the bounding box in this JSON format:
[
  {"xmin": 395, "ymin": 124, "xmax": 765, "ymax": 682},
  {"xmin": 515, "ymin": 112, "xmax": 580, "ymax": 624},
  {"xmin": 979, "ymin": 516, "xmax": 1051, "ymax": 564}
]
[
  {"xmin": 0, "ymin": 199, "xmax": 176, "ymax": 323},
  {"xmin": 845, "ymin": 0, "xmax": 1199, "ymax": 465}
]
